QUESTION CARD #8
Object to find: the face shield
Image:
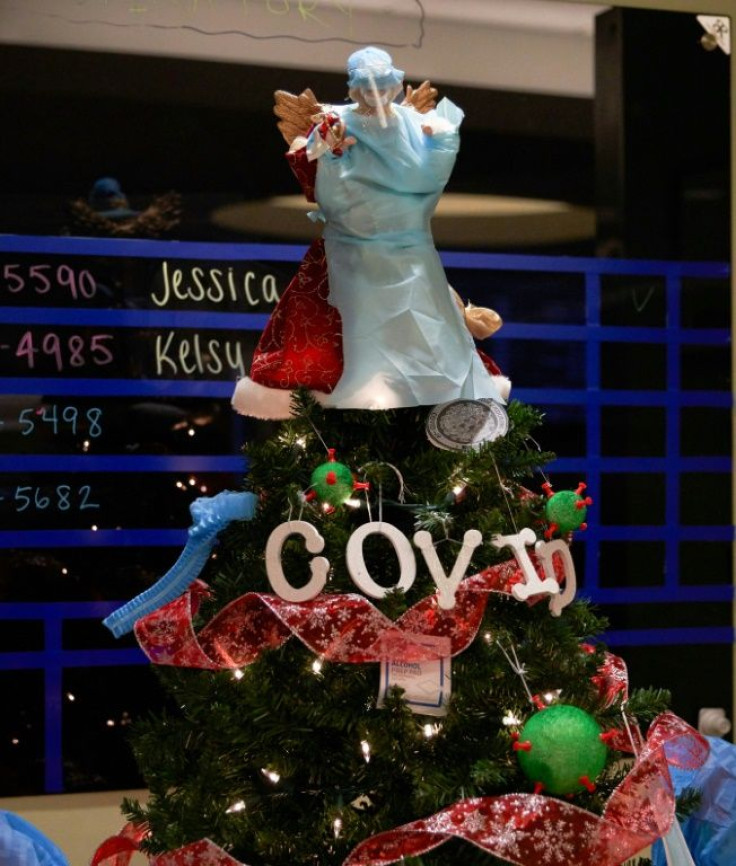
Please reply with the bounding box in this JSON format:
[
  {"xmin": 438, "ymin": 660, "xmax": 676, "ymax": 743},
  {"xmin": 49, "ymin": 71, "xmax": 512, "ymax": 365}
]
[{"xmin": 346, "ymin": 47, "xmax": 404, "ymax": 128}]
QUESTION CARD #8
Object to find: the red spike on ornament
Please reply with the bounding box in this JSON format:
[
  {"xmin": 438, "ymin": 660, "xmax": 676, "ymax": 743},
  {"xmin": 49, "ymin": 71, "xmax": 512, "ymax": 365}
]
[
  {"xmin": 579, "ymin": 774, "xmax": 596, "ymax": 792},
  {"xmin": 533, "ymin": 781, "xmax": 545, "ymax": 795}
]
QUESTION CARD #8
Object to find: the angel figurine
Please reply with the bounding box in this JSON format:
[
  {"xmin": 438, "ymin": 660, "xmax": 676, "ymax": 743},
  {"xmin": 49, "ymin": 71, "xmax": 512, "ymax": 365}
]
[{"xmin": 232, "ymin": 46, "xmax": 509, "ymax": 419}]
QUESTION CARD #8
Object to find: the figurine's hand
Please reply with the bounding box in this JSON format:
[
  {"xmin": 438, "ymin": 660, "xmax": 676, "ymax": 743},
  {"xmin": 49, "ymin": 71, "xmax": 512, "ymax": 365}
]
[
  {"xmin": 403, "ymin": 80, "xmax": 438, "ymax": 114},
  {"xmin": 326, "ymin": 120, "xmax": 356, "ymax": 153}
]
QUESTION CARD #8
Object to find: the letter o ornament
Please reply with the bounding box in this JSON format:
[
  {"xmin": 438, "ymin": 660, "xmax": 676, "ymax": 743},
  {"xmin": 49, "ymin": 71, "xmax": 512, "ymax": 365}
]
[{"xmin": 346, "ymin": 521, "xmax": 417, "ymax": 599}]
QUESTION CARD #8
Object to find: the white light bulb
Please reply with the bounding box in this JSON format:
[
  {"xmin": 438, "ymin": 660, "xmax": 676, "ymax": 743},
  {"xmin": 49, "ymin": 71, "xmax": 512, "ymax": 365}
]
[
  {"xmin": 226, "ymin": 800, "xmax": 246, "ymax": 814},
  {"xmin": 232, "ymin": 669, "xmax": 245, "ymax": 681},
  {"xmin": 333, "ymin": 817, "xmax": 343, "ymax": 838},
  {"xmin": 360, "ymin": 740, "xmax": 371, "ymax": 762},
  {"xmin": 261, "ymin": 768, "xmax": 280, "ymax": 784},
  {"xmin": 311, "ymin": 659, "xmax": 323, "ymax": 674}
]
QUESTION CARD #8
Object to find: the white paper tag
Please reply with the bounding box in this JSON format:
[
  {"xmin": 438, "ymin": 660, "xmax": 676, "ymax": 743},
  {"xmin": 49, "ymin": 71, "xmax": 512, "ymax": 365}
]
[{"xmin": 377, "ymin": 635, "xmax": 451, "ymax": 717}]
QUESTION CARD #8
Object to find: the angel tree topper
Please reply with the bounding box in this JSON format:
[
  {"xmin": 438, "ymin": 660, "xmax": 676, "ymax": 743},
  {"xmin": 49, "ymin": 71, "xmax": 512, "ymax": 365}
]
[{"xmin": 233, "ymin": 46, "xmax": 510, "ymax": 419}]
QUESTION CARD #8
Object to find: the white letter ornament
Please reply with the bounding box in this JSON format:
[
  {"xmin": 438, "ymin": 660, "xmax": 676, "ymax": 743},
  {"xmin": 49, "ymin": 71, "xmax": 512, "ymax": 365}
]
[
  {"xmin": 491, "ymin": 528, "xmax": 561, "ymax": 602},
  {"xmin": 346, "ymin": 522, "xmax": 417, "ymax": 599},
  {"xmin": 413, "ymin": 529, "xmax": 483, "ymax": 610},
  {"xmin": 265, "ymin": 520, "xmax": 330, "ymax": 602},
  {"xmin": 537, "ymin": 538, "xmax": 578, "ymax": 617}
]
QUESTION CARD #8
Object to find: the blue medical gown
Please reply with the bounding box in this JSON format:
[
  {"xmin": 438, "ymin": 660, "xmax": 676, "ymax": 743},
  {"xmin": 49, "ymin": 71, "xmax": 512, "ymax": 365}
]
[{"xmin": 311, "ymin": 99, "xmax": 504, "ymax": 410}]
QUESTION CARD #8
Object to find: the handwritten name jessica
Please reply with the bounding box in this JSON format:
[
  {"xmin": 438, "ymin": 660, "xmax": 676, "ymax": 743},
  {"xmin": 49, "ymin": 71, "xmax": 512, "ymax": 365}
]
[{"xmin": 152, "ymin": 262, "xmax": 280, "ymax": 309}]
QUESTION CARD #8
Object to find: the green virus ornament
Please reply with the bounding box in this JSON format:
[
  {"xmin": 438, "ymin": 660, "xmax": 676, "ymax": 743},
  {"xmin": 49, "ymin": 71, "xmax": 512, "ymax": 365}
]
[
  {"xmin": 304, "ymin": 449, "xmax": 370, "ymax": 513},
  {"xmin": 541, "ymin": 481, "xmax": 593, "ymax": 539},
  {"xmin": 513, "ymin": 703, "xmax": 609, "ymax": 795}
]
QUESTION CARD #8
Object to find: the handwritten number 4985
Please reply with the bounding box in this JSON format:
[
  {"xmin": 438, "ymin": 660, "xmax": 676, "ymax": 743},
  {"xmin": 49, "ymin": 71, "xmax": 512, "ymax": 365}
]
[{"xmin": 16, "ymin": 332, "xmax": 114, "ymax": 371}]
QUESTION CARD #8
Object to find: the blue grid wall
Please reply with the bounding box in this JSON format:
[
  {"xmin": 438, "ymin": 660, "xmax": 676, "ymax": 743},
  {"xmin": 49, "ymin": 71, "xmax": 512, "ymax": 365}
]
[{"xmin": 0, "ymin": 235, "xmax": 732, "ymax": 793}]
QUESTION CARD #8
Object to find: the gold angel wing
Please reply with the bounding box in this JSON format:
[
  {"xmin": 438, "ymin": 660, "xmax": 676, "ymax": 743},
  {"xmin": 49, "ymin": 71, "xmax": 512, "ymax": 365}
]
[
  {"xmin": 402, "ymin": 80, "xmax": 438, "ymax": 114},
  {"xmin": 274, "ymin": 88, "xmax": 322, "ymax": 146}
]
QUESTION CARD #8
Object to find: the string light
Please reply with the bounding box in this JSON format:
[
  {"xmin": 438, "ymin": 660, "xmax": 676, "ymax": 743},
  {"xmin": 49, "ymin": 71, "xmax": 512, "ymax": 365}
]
[
  {"xmin": 106, "ymin": 719, "xmax": 115, "ymax": 727},
  {"xmin": 66, "ymin": 692, "xmax": 76, "ymax": 702},
  {"xmin": 311, "ymin": 658, "xmax": 323, "ymax": 674},
  {"xmin": 423, "ymin": 723, "xmax": 440, "ymax": 739},
  {"xmin": 11, "ymin": 738, "xmax": 19, "ymax": 746},
  {"xmin": 82, "ymin": 440, "xmax": 90, "ymax": 452},
  {"xmin": 188, "ymin": 477, "xmax": 197, "ymax": 487},
  {"xmin": 502, "ymin": 711, "xmax": 523, "ymax": 726},
  {"xmin": 542, "ymin": 689, "xmax": 562, "ymax": 705},
  {"xmin": 333, "ymin": 817, "xmax": 343, "ymax": 839},
  {"xmin": 175, "ymin": 481, "xmax": 187, "ymax": 490},
  {"xmin": 232, "ymin": 669, "xmax": 245, "ymax": 681},
  {"xmin": 360, "ymin": 740, "xmax": 371, "ymax": 763},
  {"xmin": 226, "ymin": 800, "xmax": 246, "ymax": 814},
  {"xmin": 261, "ymin": 768, "xmax": 281, "ymax": 784},
  {"xmin": 187, "ymin": 428, "xmax": 196, "ymax": 437}
]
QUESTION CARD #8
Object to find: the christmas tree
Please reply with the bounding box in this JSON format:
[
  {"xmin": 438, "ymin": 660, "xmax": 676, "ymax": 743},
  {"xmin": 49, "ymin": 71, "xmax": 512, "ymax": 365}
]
[
  {"xmin": 96, "ymin": 394, "xmax": 700, "ymax": 866},
  {"xmin": 93, "ymin": 47, "xmax": 708, "ymax": 866}
]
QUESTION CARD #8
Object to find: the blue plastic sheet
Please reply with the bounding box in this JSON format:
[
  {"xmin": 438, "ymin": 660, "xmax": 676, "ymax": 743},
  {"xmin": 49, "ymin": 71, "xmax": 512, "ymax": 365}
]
[
  {"xmin": 0, "ymin": 812, "xmax": 69, "ymax": 866},
  {"xmin": 652, "ymin": 736, "xmax": 736, "ymax": 866}
]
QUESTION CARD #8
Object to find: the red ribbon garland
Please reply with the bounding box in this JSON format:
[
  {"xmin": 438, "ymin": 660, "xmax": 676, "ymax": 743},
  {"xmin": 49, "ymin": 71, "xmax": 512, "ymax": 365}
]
[
  {"xmin": 344, "ymin": 711, "xmax": 708, "ymax": 865},
  {"xmin": 134, "ymin": 556, "xmax": 548, "ymax": 669},
  {"xmin": 91, "ymin": 825, "xmax": 241, "ymax": 866},
  {"xmin": 91, "ymin": 712, "xmax": 707, "ymax": 866}
]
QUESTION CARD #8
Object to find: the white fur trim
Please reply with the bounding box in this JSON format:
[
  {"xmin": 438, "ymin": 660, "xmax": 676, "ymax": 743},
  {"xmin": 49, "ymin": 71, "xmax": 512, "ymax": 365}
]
[
  {"xmin": 231, "ymin": 378, "xmax": 295, "ymax": 420},
  {"xmin": 492, "ymin": 375, "xmax": 512, "ymax": 402}
]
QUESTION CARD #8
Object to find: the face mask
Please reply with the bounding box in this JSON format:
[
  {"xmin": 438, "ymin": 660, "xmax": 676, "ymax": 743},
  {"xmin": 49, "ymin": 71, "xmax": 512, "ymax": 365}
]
[{"xmin": 361, "ymin": 89, "xmax": 393, "ymax": 108}]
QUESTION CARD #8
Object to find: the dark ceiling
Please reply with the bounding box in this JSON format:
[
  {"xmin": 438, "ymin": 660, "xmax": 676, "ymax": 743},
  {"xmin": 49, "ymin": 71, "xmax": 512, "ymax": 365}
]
[{"xmin": 0, "ymin": 45, "xmax": 595, "ymax": 249}]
